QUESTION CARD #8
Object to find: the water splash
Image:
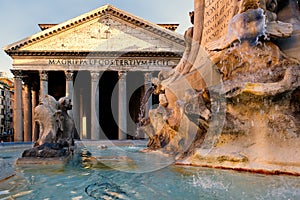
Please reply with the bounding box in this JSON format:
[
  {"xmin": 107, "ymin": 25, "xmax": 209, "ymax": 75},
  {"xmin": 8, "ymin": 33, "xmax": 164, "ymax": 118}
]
[
  {"xmin": 189, "ymin": 172, "xmax": 231, "ymax": 191},
  {"xmin": 135, "ymin": 86, "xmax": 155, "ymax": 138}
]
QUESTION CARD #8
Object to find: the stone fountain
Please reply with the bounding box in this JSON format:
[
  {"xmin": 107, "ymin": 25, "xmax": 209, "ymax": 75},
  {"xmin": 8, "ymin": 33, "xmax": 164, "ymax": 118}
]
[
  {"xmin": 17, "ymin": 95, "xmax": 77, "ymax": 165},
  {"xmin": 139, "ymin": 0, "xmax": 300, "ymax": 175}
]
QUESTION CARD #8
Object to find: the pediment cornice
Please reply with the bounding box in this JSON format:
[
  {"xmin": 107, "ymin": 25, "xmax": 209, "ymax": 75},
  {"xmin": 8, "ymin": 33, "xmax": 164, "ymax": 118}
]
[
  {"xmin": 8, "ymin": 50, "xmax": 182, "ymax": 58},
  {"xmin": 3, "ymin": 4, "xmax": 184, "ymax": 54}
]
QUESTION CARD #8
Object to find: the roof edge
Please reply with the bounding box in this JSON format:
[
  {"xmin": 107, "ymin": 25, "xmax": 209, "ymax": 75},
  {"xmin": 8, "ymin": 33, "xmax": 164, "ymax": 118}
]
[{"xmin": 3, "ymin": 4, "xmax": 185, "ymax": 53}]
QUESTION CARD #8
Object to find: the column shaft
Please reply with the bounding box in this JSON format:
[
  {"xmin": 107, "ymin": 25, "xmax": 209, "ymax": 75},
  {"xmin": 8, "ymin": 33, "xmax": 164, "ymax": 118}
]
[
  {"xmin": 31, "ymin": 89, "xmax": 38, "ymax": 141},
  {"xmin": 118, "ymin": 71, "xmax": 127, "ymax": 140},
  {"xmin": 65, "ymin": 71, "xmax": 74, "ymax": 98},
  {"xmin": 90, "ymin": 71, "xmax": 100, "ymax": 140},
  {"xmin": 39, "ymin": 71, "xmax": 48, "ymax": 98},
  {"xmin": 13, "ymin": 71, "xmax": 23, "ymax": 141},
  {"xmin": 65, "ymin": 71, "xmax": 74, "ymax": 117},
  {"xmin": 23, "ymin": 85, "xmax": 32, "ymax": 142}
]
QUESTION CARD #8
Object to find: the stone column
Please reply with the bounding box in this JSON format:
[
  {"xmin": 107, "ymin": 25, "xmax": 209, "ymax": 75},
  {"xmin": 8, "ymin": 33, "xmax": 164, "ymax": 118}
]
[
  {"xmin": 12, "ymin": 70, "xmax": 23, "ymax": 142},
  {"xmin": 118, "ymin": 71, "xmax": 127, "ymax": 140},
  {"xmin": 65, "ymin": 70, "xmax": 74, "ymax": 117},
  {"xmin": 23, "ymin": 84, "xmax": 32, "ymax": 142},
  {"xmin": 31, "ymin": 89, "xmax": 38, "ymax": 142},
  {"xmin": 144, "ymin": 72, "xmax": 153, "ymax": 118},
  {"xmin": 90, "ymin": 71, "xmax": 100, "ymax": 140},
  {"xmin": 65, "ymin": 70, "xmax": 74, "ymax": 98},
  {"xmin": 39, "ymin": 71, "xmax": 48, "ymax": 98}
]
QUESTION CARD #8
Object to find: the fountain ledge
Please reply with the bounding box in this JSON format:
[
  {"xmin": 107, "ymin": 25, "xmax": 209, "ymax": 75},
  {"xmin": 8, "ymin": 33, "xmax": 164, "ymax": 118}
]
[
  {"xmin": 16, "ymin": 155, "xmax": 72, "ymax": 166},
  {"xmin": 175, "ymin": 162, "xmax": 300, "ymax": 176},
  {"xmin": 175, "ymin": 157, "xmax": 300, "ymax": 176}
]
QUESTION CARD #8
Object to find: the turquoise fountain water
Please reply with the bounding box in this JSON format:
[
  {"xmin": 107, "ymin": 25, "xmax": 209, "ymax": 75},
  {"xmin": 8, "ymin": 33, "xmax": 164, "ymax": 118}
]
[{"xmin": 0, "ymin": 144, "xmax": 299, "ymax": 200}]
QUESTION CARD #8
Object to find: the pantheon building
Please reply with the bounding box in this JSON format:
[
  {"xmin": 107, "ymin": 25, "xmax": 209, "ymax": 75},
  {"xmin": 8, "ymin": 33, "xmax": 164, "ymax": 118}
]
[{"xmin": 3, "ymin": 5, "xmax": 185, "ymax": 141}]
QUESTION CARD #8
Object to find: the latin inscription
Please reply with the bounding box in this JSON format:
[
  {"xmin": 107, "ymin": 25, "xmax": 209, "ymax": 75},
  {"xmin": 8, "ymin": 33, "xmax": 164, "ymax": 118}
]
[
  {"xmin": 202, "ymin": 0, "xmax": 238, "ymax": 45},
  {"xmin": 48, "ymin": 59, "xmax": 170, "ymax": 67}
]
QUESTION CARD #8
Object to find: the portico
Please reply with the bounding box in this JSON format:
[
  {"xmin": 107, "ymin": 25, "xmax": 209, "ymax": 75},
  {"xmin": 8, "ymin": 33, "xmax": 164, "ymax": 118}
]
[{"xmin": 3, "ymin": 5, "xmax": 184, "ymax": 141}]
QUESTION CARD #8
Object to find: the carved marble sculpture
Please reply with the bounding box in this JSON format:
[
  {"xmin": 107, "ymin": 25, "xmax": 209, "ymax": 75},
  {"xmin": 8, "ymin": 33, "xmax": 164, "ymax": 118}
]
[
  {"xmin": 22, "ymin": 95, "xmax": 76, "ymax": 158},
  {"xmin": 34, "ymin": 95, "xmax": 63, "ymax": 146},
  {"xmin": 140, "ymin": 0, "xmax": 300, "ymax": 175},
  {"xmin": 35, "ymin": 95, "xmax": 76, "ymax": 146}
]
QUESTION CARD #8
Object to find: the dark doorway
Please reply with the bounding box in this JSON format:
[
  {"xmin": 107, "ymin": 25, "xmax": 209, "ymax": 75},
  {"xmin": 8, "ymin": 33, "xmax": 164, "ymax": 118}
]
[
  {"xmin": 99, "ymin": 71, "xmax": 119, "ymax": 140},
  {"xmin": 48, "ymin": 71, "xmax": 66, "ymax": 100}
]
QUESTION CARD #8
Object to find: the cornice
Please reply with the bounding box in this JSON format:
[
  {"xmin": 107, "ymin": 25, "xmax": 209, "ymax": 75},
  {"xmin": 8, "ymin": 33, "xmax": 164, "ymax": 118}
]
[
  {"xmin": 7, "ymin": 51, "xmax": 183, "ymax": 57},
  {"xmin": 157, "ymin": 24, "xmax": 179, "ymax": 31},
  {"xmin": 39, "ymin": 23, "xmax": 180, "ymax": 32},
  {"xmin": 3, "ymin": 4, "xmax": 184, "ymax": 53},
  {"xmin": 38, "ymin": 24, "xmax": 57, "ymax": 31}
]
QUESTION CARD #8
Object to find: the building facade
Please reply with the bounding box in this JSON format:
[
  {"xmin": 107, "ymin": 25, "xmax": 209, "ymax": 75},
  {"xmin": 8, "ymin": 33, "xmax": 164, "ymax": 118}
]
[
  {"xmin": 3, "ymin": 5, "xmax": 185, "ymax": 141},
  {"xmin": 0, "ymin": 73, "xmax": 14, "ymax": 141}
]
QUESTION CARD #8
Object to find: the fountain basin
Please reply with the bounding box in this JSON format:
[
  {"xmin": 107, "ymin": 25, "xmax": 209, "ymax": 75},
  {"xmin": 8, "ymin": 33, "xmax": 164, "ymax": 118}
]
[{"xmin": 0, "ymin": 140, "xmax": 299, "ymax": 199}]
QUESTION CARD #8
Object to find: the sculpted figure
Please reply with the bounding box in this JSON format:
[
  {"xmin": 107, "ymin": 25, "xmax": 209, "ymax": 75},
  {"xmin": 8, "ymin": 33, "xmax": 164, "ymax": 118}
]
[
  {"xmin": 22, "ymin": 95, "xmax": 77, "ymax": 158},
  {"xmin": 34, "ymin": 95, "xmax": 76, "ymax": 148},
  {"xmin": 57, "ymin": 97, "xmax": 77, "ymax": 147},
  {"xmin": 34, "ymin": 95, "xmax": 64, "ymax": 146},
  {"xmin": 174, "ymin": 12, "xmax": 194, "ymax": 74},
  {"xmin": 141, "ymin": 0, "xmax": 300, "ymax": 176}
]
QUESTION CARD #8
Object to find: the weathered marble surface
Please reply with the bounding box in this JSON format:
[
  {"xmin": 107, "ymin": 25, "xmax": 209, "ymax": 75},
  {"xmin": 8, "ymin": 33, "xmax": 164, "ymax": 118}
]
[{"xmin": 140, "ymin": 0, "xmax": 300, "ymax": 175}]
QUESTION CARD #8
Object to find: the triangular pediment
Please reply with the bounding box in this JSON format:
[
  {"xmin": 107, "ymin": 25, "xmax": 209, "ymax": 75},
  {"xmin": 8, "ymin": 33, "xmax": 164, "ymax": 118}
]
[{"xmin": 3, "ymin": 5, "xmax": 184, "ymax": 54}]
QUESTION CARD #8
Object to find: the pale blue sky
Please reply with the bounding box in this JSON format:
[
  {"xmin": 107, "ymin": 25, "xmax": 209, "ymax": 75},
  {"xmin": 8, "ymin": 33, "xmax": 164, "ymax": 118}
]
[{"xmin": 0, "ymin": 0, "xmax": 193, "ymax": 76}]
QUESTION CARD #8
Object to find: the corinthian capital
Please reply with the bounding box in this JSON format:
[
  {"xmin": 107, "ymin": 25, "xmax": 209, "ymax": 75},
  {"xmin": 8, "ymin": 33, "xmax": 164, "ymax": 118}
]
[
  {"xmin": 90, "ymin": 71, "xmax": 100, "ymax": 81},
  {"xmin": 11, "ymin": 70, "xmax": 23, "ymax": 80},
  {"xmin": 39, "ymin": 71, "xmax": 48, "ymax": 81},
  {"xmin": 65, "ymin": 70, "xmax": 74, "ymax": 81},
  {"xmin": 118, "ymin": 71, "xmax": 127, "ymax": 80}
]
